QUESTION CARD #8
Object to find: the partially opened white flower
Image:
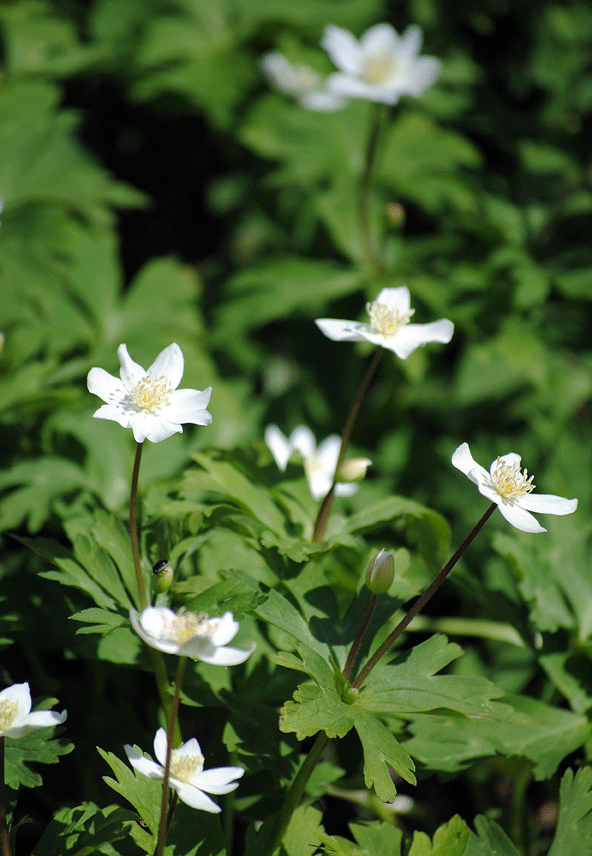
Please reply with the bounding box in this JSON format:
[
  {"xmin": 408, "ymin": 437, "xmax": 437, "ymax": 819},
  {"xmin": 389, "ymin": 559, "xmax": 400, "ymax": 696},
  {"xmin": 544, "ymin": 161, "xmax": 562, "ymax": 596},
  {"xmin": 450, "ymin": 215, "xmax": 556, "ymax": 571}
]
[
  {"xmin": 130, "ymin": 606, "xmax": 254, "ymax": 666},
  {"xmin": 261, "ymin": 51, "xmax": 347, "ymax": 112},
  {"xmin": 87, "ymin": 343, "xmax": 212, "ymax": 443},
  {"xmin": 316, "ymin": 287, "xmax": 453, "ymax": 359},
  {"xmin": 0, "ymin": 683, "xmax": 66, "ymax": 739},
  {"xmin": 452, "ymin": 442, "xmax": 578, "ymax": 533},
  {"xmin": 125, "ymin": 728, "xmax": 244, "ymax": 813},
  {"xmin": 265, "ymin": 424, "xmax": 368, "ymax": 501},
  {"xmin": 321, "ymin": 23, "xmax": 441, "ymax": 105}
]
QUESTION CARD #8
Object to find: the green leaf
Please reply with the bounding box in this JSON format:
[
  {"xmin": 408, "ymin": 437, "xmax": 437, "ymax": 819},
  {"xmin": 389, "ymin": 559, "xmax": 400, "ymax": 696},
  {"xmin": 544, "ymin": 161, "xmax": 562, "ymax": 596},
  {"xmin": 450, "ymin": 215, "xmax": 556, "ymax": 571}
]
[
  {"xmin": 548, "ymin": 767, "xmax": 592, "ymax": 856},
  {"xmin": 465, "ymin": 816, "xmax": 521, "ymax": 856},
  {"xmin": 5, "ymin": 727, "xmax": 73, "ymax": 790},
  {"xmin": 408, "ymin": 815, "xmax": 470, "ymax": 856},
  {"xmin": 31, "ymin": 802, "xmax": 137, "ymax": 856},
  {"xmin": 98, "ymin": 747, "xmax": 159, "ymax": 852},
  {"xmin": 347, "ymin": 821, "xmax": 404, "ymax": 856},
  {"xmin": 70, "ymin": 608, "xmax": 127, "ymax": 635},
  {"xmin": 352, "ymin": 708, "xmax": 416, "ymax": 799}
]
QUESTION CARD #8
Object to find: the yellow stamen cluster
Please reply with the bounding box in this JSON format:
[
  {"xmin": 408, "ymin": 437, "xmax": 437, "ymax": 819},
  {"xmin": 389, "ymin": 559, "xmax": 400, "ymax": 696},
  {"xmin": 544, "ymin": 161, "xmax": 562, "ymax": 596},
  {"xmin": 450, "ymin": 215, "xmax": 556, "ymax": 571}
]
[
  {"xmin": 367, "ymin": 301, "xmax": 414, "ymax": 337},
  {"xmin": 362, "ymin": 53, "xmax": 397, "ymax": 85},
  {"xmin": 169, "ymin": 609, "xmax": 211, "ymax": 645},
  {"xmin": 491, "ymin": 458, "xmax": 535, "ymax": 500},
  {"xmin": 130, "ymin": 374, "xmax": 172, "ymax": 412},
  {"xmin": 0, "ymin": 700, "xmax": 17, "ymax": 731},
  {"xmin": 294, "ymin": 66, "xmax": 321, "ymax": 91},
  {"xmin": 170, "ymin": 749, "xmax": 204, "ymax": 782}
]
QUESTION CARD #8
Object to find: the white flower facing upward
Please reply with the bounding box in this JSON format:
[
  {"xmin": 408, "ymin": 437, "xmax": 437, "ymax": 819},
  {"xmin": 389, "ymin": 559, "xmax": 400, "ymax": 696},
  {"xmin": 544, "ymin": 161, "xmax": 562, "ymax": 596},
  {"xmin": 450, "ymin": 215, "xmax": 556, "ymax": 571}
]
[
  {"xmin": 130, "ymin": 606, "xmax": 254, "ymax": 666},
  {"xmin": 125, "ymin": 728, "xmax": 244, "ymax": 813},
  {"xmin": 0, "ymin": 683, "xmax": 66, "ymax": 739},
  {"xmin": 321, "ymin": 23, "xmax": 441, "ymax": 105},
  {"xmin": 452, "ymin": 443, "xmax": 578, "ymax": 533},
  {"xmin": 265, "ymin": 424, "xmax": 369, "ymax": 501},
  {"xmin": 87, "ymin": 343, "xmax": 212, "ymax": 444},
  {"xmin": 316, "ymin": 287, "xmax": 454, "ymax": 359},
  {"xmin": 261, "ymin": 51, "xmax": 347, "ymax": 112}
]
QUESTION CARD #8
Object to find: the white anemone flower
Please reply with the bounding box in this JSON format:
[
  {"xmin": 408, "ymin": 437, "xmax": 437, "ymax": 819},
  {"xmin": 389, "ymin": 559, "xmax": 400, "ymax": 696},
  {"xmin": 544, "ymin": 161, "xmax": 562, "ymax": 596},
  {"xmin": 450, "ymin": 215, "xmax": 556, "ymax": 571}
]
[
  {"xmin": 125, "ymin": 728, "xmax": 244, "ymax": 813},
  {"xmin": 321, "ymin": 23, "xmax": 441, "ymax": 105},
  {"xmin": 452, "ymin": 443, "xmax": 578, "ymax": 533},
  {"xmin": 0, "ymin": 683, "xmax": 66, "ymax": 739},
  {"xmin": 87, "ymin": 343, "xmax": 212, "ymax": 444},
  {"xmin": 261, "ymin": 51, "xmax": 347, "ymax": 112},
  {"xmin": 265, "ymin": 424, "xmax": 368, "ymax": 501},
  {"xmin": 316, "ymin": 287, "xmax": 453, "ymax": 359},
  {"xmin": 130, "ymin": 606, "xmax": 254, "ymax": 666}
]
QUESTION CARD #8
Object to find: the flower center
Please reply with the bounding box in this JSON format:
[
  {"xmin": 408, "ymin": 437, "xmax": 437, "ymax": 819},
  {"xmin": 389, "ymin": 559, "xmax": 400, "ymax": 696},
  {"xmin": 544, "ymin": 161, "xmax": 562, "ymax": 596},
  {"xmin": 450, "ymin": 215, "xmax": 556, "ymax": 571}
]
[
  {"xmin": 170, "ymin": 749, "xmax": 204, "ymax": 783},
  {"xmin": 294, "ymin": 65, "xmax": 322, "ymax": 92},
  {"xmin": 491, "ymin": 458, "xmax": 535, "ymax": 501},
  {"xmin": 169, "ymin": 609, "xmax": 212, "ymax": 645},
  {"xmin": 362, "ymin": 52, "xmax": 397, "ymax": 85},
  {"xmin": 0, "ymin": 700, "xmax": 17, "ymax": 731},
  {"xmin": 130, "ymin": 374, "xmax": 172, "ymax": 412},
  {"xmin": 367, "ymin": 301, "xmax": 415, "ymax": 336}
]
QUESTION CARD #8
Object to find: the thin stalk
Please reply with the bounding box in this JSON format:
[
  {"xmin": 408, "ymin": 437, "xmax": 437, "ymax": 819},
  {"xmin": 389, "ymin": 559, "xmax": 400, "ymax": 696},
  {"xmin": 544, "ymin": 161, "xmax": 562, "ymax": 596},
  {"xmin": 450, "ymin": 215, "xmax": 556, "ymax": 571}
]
[
  {"xmin": 351, "ymin": 503, "xmax": 497, "ymax": 689},
  {"xmin": 267, "ymin": 732, "xmax": 329, "ymax": 856},
  {"xmin": 155, "ymin": 656, "xmax": 187, "ymax": 856},
  {"xmin": 312, "ymin": 347, "xmax": 383, "ymax": 542},
  {"xmin": 343, "ymin": 595, "xmax": 377, "ymax": 682},
  {"xmin": 358, "ymin": 102, "xmax": 384, "ymax": 272},
  {"xmin": 130, "ymin": 441, "xmax": 148, "ymax": 610},
  {"xmin": 0, "ymin": 739, "xmax": 12, "ymax": 856}
]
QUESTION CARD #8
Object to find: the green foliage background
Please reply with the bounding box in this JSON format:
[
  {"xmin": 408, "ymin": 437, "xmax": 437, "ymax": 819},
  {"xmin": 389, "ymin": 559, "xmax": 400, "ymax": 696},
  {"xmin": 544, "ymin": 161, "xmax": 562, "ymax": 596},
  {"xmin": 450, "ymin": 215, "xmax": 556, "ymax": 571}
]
[{"xmin": 1, "ymin": 0, "xmax": 592, "ymax": 854}]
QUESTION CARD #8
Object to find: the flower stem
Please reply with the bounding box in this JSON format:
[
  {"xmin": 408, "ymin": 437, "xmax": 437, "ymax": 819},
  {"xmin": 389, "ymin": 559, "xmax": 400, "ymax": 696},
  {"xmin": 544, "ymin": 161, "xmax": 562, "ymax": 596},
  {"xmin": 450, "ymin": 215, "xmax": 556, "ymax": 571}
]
[
  {"xmin": 130, "ymin": 441, "xmax": 148, "ymax": 610},
  {"xmin": 0, "ymin": 739, "xmax": 12, "ymax": 856},
  {"xmin": 351, "ymin": 502, "xmax": 497, "ymax": 689},
  {"xmin": 343, "ymin": 594, "xmax": 377, "ymax": 682},
  {"xmin": 312, "ymin": 347, "xmax": 383, "ymax": 542},
  {"xmin": 266, "ymin": 732, "xmax": 329, "ymax": 856},
  {"xmin": 359, "ymin": 102, "xmax": 385, "ymax": 273},
  {"xmin": 155, "ymin": 656, "xmax": 187, "ymax": 856}
]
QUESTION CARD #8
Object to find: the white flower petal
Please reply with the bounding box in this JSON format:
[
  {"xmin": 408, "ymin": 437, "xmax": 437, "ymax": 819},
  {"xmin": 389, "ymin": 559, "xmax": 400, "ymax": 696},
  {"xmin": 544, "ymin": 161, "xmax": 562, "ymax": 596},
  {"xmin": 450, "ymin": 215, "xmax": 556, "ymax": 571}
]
[
  {"xmin": 335, "ymin": 482, "xmax": 359, "ymax": 497},
  {"xmin": 315, "ymin": 318, "xmax": 367, "ymax": 341},
  {"xmin": 125, "ymin": 744, "xmax": 164, "ymax": 779},
  {"xmin": 316, "ymin": 435, "xmax": 341, "ymax": 473},
  {"xmin": 0, "ymin": 682, "xmax": 31, "ymax": 718},
  {"xmin": 261, "ymin": 52, "xmax": 300, "ymax": 92},
  {"xmin": 326, "ymin": 73, "xmax": 401, "ymax": 104},
  {"xmin": 265, "ymin": 425, "xmax": 292, "ymax": 471},
  {"xmin": 361, "ymin": 23, "xmax": 400, "ymax": 56},
  {"xmin": 300, "ymin": 90, "xmax": 347, "ymax": 112},
  {"xmin": 492, "ymin": 453, "xmax": 522, "ymax": 473},
  {"xmin": 148, "ymin": 343, "xmax": 184, "ymax": 390},
  {"xmin": 321, "ymin": 25, "xmax": 362, "ymax": 75},
  {"xmin": 192, "ymin": 766, "xmax": 244, "ymax": 794},
  {"xmin": 402, "ymin": 57, "xmax": 442, "ymax": 96},
  {"xmin": 164, "ymin": 388, "xmax": 213, "ymax": 425},
  {"xmin": 194, "ymin": 643, "xmax": 256, "ymax": 667},
  {"xmin": 117, "ymin": 344, "xmax": 146, "ymax": 389},
  {"xmin": 375, "ymin": 286, "xmax": 411, "ymax": 313},
  {"xmin": 289, "ymin": 425, "xmax": 317, "ymax": 458},
  {"xmin": 87, "ymin": 367, "xmax": 127, "ymax": 404},
  {"xmin": 130, "ymin": 607, "xmax": 180, "ymax": 654},
  {"xmin": 385, "ymin": 319, "xmax": 454, "ymax": 359},
  {"xmin": 497, "ymin": 503, "xmax": 547, "ymax": 533},
  {"xmin": 175, "ymin": 782, "xmax": 222, "ymax": 812},
  {"xmin": 128, "ymin": 412, "xmax": 182, "ymax": 444},
  {"xmin": 209, "ymin": 612, "xmax": 240, "ymax": 647},
  {"xmin": 399, "ymin": 25, "xmax": 422, "ymax": 59},
  {"xmin": 153, "ymin": 727, "xmax": 168, "ymax": 766},
  {"xmin": 518, "ymin": 494, "xmax": 578, "ymax": 515},
  {"xmin": 451, "ymin": 443, "xmax": 481, "ymax": 480}
]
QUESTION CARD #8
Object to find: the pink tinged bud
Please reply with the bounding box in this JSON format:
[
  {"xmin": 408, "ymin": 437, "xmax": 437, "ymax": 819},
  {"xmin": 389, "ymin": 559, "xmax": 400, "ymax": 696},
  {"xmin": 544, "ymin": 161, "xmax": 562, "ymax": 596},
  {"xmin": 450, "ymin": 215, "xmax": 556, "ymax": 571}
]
[
  {"xmin": 365, "ymin": 549, "xmax": 395, "ymax": 594},
  {"xmin": 335, "ymin": 457, "xmax": 372, "ymax": 484}
]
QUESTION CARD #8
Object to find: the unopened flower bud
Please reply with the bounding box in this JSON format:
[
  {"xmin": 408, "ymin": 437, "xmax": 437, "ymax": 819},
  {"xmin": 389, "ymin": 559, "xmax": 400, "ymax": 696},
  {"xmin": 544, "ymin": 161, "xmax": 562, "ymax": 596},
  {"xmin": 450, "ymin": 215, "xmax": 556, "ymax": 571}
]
[
  {"xmin": 385, "ymin": 202, "xmax": 406, "ymax": 229},
  {"xmin": 335, "ymin": 457, "xmax": 372, "ymax": 484},
  {"xmin": 365, "ymin": 549, "xmax": 394, "ymax": 594},
  {"xmin": 152, "ymin": 560, "xmax": 173, "ymax": 594}
]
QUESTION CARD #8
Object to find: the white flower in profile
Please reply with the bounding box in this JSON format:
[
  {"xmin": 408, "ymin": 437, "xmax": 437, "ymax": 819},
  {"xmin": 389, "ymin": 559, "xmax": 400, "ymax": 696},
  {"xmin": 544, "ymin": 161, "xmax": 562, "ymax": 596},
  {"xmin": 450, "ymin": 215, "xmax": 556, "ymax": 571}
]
[
  {"xmin": 451, "ymin": 442, "xmax": 578, "ymax": 533},
  {"xmin": 0, "ymin": 683, "xmax": 66, "ymax": 739},
  {"xmin": 130, "ymin": 606, "xmax": 254, "ymax": 666},
  {"xmin": 265, "ymin": 424, "xmax": 368, "ymax": 501},
  {"xmin": 87, "ymin": 343, "xmax": 212, "ymax": 444},
  {"xmin": 125, "ymin": 728, "xmax": 244, "ymax": 813},
  {"xmin": 321, "ymin": 23, "xmax": 441, "ymax": 105},
  {"xmin": 261, "ymin": 51, "xmax": 347, "ymax": 112},
  {"xmin": 316, "ymin": 287, "xmax": 453, "ymax": 359}
]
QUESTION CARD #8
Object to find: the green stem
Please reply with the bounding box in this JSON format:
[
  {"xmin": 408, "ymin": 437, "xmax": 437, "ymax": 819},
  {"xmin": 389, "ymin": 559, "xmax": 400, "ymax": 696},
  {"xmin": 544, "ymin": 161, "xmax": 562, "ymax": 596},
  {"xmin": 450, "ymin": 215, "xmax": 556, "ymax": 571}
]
[
  {"xmin": 155, "ymin": 656, "xmax": 187, "ymax": 856},
  {"xmin": 343, "ymin": 595, "xmax": 377, "ymax": 682},
  {"xmin": 0, "ymin": 739, "xmax": 12, "ymax": 856},
  {"xmin": 267, "ymin": 732, "xmax": 329, "ymax": 856},
  {"xmin": 351, "ymin": 503, "xmax": 497, "ymax": 689},
  {"xmin": 358, "ymin": 102, "xmax": 385, "ymax": 273},
  {"xmin": 312, "ymin": 347, "xmax": 383, "ymax": 542},
  {"xmin": 130, "ymin": 441, "xmax": 148, "ymax": 610}
]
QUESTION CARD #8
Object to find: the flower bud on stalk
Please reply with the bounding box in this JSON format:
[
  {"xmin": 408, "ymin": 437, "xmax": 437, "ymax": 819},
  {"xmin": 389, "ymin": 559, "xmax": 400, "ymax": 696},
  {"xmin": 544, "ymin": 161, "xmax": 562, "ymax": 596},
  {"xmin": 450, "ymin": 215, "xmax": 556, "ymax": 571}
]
[
  {"xmin": 152, "ymin": 560, "xmax": 174, "ymax": 595},
  {"xmin": 365, "ymin": 549, "xmax": 394, "ymax": 594},
  {"xmin": 335, "ymin": 457, "xmax": 372, "ymax": 484}
]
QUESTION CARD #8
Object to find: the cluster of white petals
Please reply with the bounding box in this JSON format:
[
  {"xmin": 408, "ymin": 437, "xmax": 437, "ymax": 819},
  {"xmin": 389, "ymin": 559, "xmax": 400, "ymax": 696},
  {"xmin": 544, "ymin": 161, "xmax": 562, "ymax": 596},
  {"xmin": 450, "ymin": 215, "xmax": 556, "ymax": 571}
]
[
  {"xmin": 130, "ymin": 606, "xmax": 255, "ymax": 666},
  {"xmin": 265, "ymin": 424, "xmax": 368, "ymax": 501},
  {"xmin": 321, "ymin": 23, "xmax": 441, "ymax": 105},
  {"xmin": 87, "ymin": 343, "xmax": 212, "ymax": 444},
  {"xmin": 125, "ymin": 728, "xmax": 244, "ymax": 813},
  {"xmin": 260, "ymin": 52, "xmax": 346, "ymax": 112},
  {"xmin": 316, "ymin": 287, "xmax": 453, "ymax": 359},
  {"xmin": 452, "ymin": 443, "xmax": 578, "ymax": 533},
  {"xmin": 0, "ymin": 683, "xmax": 66, "ymax": 739}
]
